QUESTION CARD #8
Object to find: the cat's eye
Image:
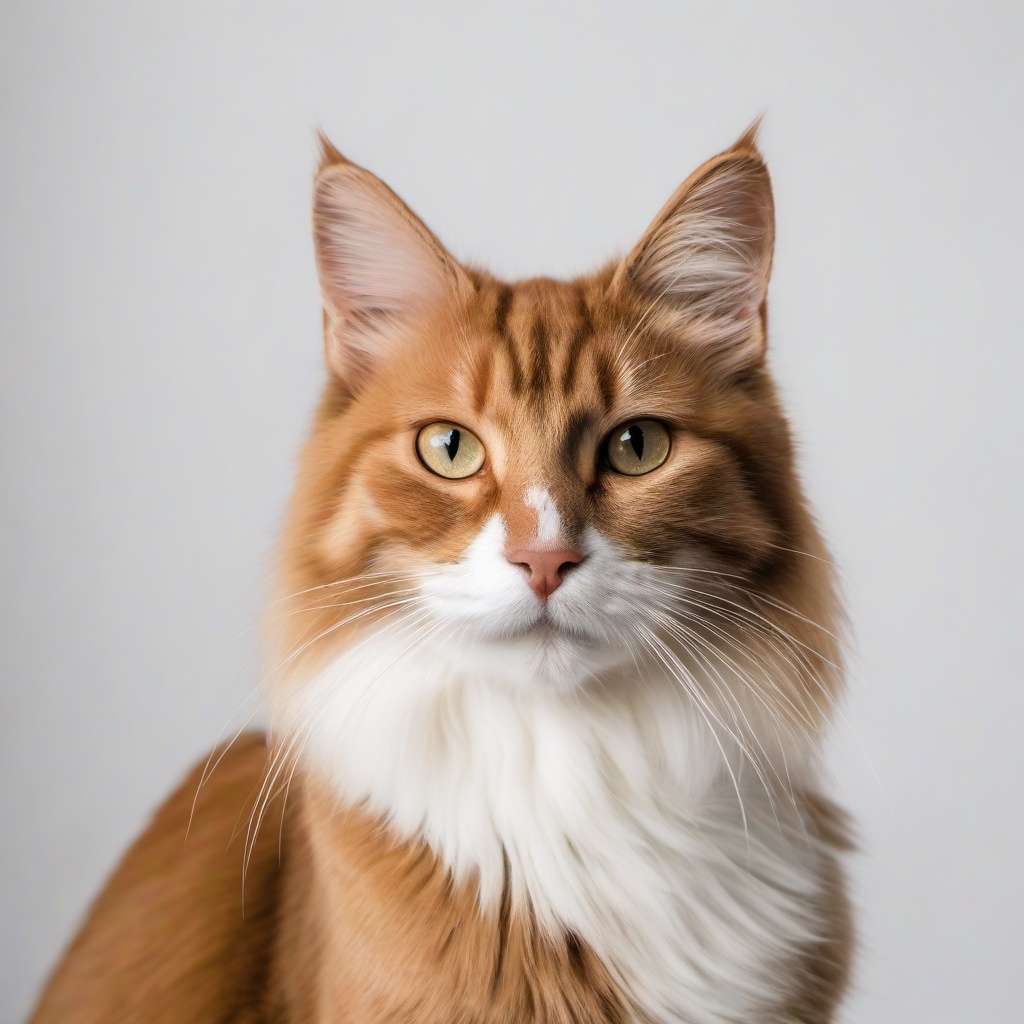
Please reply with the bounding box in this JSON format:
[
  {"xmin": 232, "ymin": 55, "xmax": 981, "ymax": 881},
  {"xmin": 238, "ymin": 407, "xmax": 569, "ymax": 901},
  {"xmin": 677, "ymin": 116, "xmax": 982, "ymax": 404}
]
[
  {"xmin": 605, "ymin": 419, "xmax": 671, "ymax": 476},
  {"xmin": 416, "ymin": 422, "xmax": 486, "ymax": 479}
]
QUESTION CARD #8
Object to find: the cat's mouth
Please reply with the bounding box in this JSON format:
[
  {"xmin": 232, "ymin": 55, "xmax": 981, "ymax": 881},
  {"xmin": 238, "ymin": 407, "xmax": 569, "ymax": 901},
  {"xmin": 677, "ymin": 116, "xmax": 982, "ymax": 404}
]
[
  {"xmin": 494, "ymin": 611, "xmax": 594, "ymax": 647},
  {"xmin": 520, "ymin": 618, "xmax": 561, "ymax": 642}
]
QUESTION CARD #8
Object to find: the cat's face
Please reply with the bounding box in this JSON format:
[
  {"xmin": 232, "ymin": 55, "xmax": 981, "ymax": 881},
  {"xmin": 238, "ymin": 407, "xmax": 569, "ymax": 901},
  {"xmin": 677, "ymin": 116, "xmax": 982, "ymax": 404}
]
[{"xmin": 275, "ymin": 130, "xmax": 837, "ymax": 720}]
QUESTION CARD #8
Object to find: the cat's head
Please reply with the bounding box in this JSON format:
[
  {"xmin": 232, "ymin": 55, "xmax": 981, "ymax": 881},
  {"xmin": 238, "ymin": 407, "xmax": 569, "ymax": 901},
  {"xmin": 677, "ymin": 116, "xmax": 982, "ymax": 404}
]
[{"xmin": 272, "ymin": 127, "xmax": 839, "ymax": 735}]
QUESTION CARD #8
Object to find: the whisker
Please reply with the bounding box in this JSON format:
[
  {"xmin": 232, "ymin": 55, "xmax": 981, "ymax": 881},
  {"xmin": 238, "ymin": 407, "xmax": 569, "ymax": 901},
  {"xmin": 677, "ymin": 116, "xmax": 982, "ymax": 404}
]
[
  {"xmin": 645, "ymin": 605, "xmax": 804, "ymax": 828},
  {"xmin": 652, "ymin": 565, "xmax": 847, "ymax": 648},
  {"xmin": 643, "ymin": 584, "xmax": 825, "ymax": 732},
  {"xmin": 186, "ymin": 702, "xmax": 265, "ymax": 843},
  {"xmin": 261, "ymin": 584, "xmax": 424, "ymax": 627},
  {"xmin": 630, "ymin": 621, "xmax": 750, "ymax": 846},
  {"xmin": 245, "ymin": 603, "xmax": 446, "ymax": 882},
  {"xmin": 267, "ymin": 569, "xmax": 432, "ymax": 608},
  {"xmin": 647, "ymin": 572, "xmax": 845, "ymax": 671}
]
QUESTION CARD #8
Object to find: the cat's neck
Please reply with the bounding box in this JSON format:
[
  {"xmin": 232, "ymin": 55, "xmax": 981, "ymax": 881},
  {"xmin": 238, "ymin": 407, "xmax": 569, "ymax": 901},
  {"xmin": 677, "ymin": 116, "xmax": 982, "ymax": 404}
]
[
  {"xmin": 273, "ymin": 624, "xmax": 828, "ymax": 1023},
  {"xmin": 275, "ymin": 621, "xmax": 818, "ymax": 899}
]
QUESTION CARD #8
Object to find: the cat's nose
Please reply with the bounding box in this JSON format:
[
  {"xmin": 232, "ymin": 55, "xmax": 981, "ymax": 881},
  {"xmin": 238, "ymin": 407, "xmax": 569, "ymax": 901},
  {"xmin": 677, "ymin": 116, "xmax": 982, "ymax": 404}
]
[{"xmin": 505, "ymin": 547, "xmax": 583, "ymax": 601}]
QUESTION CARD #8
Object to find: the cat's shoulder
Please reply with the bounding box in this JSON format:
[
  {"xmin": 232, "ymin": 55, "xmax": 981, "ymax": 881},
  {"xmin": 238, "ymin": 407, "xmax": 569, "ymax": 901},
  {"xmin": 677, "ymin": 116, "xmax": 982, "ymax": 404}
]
[{"xmin": 31, "ymin": 733, "xmax": 284, "ymax": 1023}]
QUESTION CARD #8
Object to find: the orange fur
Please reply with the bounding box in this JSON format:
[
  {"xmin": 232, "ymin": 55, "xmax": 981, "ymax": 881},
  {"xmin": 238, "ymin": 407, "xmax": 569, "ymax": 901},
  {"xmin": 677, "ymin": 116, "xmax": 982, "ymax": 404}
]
[
  {"xmin": 31, "ymin": 736, "xmax": 283, "ymax": 1023},
  {"xmin": 32, "ymin": 737, "xmax": 850, "ymax": 1022},
  {"xmin": 33, "ymin": 127, "xmax": 853, "ymax": 1022}
]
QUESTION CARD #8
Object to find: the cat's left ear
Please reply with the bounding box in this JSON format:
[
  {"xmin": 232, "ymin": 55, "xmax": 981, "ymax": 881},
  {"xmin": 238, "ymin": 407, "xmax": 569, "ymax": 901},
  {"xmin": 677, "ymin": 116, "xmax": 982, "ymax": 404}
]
[
  {"xmin": 612, "ymin": 123, "xmax": 775, "ymax": 375},
  {"xmin": 312, "ymin": 136, "xmax": 472, "ymax": 393}
]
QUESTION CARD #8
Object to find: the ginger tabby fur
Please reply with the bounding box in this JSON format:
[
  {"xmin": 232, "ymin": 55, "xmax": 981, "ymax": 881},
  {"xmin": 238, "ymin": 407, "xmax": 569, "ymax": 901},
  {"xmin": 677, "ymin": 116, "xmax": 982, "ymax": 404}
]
[{"xmin": 33, "ymin": 125, "xmax": 854, "ymax": 1023}]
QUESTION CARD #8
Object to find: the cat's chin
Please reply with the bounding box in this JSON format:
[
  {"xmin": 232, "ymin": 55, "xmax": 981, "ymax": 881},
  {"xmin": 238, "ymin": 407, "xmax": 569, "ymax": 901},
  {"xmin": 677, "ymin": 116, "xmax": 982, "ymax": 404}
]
[{"xmin": 458, "ymin": 621, "xmax": 617, "ymax": 695}]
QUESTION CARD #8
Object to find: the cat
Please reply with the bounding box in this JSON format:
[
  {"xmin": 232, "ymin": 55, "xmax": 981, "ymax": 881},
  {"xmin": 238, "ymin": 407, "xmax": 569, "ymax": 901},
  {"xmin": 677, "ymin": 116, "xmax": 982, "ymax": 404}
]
[{"xmin": 32, "ymin": 123, "xmax": 853, "ymax": 1024}]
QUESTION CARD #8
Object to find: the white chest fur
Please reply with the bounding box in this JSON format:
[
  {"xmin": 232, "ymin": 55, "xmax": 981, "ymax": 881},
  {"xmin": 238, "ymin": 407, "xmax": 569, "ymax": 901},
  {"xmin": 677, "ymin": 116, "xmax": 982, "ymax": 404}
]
[{"xmin": 274, "ymin": 623, "xmax": 830, "ymax": 1024}]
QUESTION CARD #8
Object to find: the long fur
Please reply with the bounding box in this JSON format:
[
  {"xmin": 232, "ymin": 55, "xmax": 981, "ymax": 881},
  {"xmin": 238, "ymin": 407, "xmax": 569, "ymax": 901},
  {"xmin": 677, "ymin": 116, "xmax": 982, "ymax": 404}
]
[{"xmin": 33, "ymin": 125, "xmax": 854, "ymax": 1024}]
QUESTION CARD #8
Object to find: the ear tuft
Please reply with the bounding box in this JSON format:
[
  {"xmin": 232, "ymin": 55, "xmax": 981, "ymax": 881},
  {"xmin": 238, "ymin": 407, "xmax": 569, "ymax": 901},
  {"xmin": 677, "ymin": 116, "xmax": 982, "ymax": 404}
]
[
  {"xmin": 316, "ymin": 130, "xmax": 349, "ymax": 174},
  {"xmin": 616, "ymin": 130, "xmax": 776, "ymax": 375},
  {"xmin": 729, "ymin": 115, "xmax": 765, "ymax": 158}
]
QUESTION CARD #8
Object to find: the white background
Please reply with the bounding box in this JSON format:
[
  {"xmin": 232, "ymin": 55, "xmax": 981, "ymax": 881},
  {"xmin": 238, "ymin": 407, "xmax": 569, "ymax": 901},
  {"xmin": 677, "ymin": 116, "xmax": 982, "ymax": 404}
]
[{"xmin": 2, "ymin": 3, "xmax": 1022, "ymax": 1021}]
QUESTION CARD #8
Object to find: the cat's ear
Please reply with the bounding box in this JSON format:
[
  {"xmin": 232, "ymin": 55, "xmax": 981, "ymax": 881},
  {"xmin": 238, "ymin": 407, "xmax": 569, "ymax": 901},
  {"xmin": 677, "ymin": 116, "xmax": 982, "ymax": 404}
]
[
  {"xmin": 613, "ymin": 123, "xmax": 775, "ymax": 375},
  {"xmin": 312, "ymin": 135, "xmax": 470, "ymax": 392}
]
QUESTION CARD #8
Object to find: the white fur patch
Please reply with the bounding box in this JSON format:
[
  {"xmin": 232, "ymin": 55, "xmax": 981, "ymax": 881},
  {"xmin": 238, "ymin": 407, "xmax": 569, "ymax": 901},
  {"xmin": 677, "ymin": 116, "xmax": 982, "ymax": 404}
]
[
  {"xmin": 523, "ymin": 485, "xmax": 563, "ymax": 544},
  {"xmin": 273, "ymin": 519, "xmax": 832, "ymax": 1023}
]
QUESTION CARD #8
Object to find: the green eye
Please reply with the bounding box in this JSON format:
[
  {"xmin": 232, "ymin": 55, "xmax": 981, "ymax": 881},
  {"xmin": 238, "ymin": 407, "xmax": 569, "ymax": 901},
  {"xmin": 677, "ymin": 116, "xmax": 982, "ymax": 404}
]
[
  {"xmin": 416, "ymin": 422, "xmax": 485, "ymax": 479},
  {"xmin": 605, "ymin": 419, "xmax": 671, "ymax": 476}
]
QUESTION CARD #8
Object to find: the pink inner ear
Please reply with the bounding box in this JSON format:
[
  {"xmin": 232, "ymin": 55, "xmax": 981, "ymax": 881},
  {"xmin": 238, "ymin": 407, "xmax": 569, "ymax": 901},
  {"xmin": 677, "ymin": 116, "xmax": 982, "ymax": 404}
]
[
  {"xmin": 314, "ymin": 168, "xmax": 449, "ymax": 319},
  {"xmin": 312, "ymin": 164, "xmax": 462, "ymax": 390},
  {"xmin": 613, "ymin": 154, "xmax": 775, "ymax": 376},
  {"xmin": 627, "ymin": 156, "xmax": 774, "ymax": 324}
]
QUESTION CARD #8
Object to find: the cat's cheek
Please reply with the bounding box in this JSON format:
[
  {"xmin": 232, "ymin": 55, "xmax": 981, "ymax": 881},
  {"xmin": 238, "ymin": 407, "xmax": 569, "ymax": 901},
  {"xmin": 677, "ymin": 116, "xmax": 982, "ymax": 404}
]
[
  {"xmin": 592, "ymin": 450, "xmax": 773, "ymax": 569},
  {"xmin": 312, "ymin": 491, "xmax": 382, "ymax": 578},
  {"xmin": 361, "ymin": 470, "xmax": 491, "ymax": 563},
  {"xmin": 587, "ymin": 490, "xmax": 667, "ymax": 565},
  {"xmin": 419, "ymin": 514, "xmax": 535, "ymax": 626}
]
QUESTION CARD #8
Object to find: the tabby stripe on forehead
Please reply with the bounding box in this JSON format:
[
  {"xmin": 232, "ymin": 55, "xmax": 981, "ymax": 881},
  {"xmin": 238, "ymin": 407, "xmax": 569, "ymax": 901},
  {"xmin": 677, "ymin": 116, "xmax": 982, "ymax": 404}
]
[
  {"xmin": 492, "ymin": 285, "xmax": 525, "ymax": 394},
  {"xmin": 470, "ymin": 349, "xmax": 492, "ymax": 414},
  {"xmin": 560, "ymin": 288, "xmax": 593, "ymax": 394},
  {"xmin": 529, "ymin": 316, "xmax": 550, "ymax": 395},
  {"xmin": 593, "ymin": 351, "xmax": 616, "ymax": 411}
]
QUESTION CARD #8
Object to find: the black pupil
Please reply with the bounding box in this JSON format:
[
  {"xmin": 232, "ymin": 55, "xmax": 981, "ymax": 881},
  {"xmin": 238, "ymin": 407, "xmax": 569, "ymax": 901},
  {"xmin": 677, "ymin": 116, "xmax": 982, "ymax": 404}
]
[
  {"xmin": 444, "ymin": 428, "xmax": 461, "ymax": 462},
  {"xmin": 626, "ymin": 424, "xmax": 644, "ymax": 460}
]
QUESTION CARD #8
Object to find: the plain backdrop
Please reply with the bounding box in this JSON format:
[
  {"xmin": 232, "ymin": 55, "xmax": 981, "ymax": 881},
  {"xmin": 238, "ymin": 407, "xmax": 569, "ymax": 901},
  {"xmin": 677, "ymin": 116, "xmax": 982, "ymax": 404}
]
[{"xmin": 2, "ymin": 2, "xmax": 1022, "ymax": 1021}]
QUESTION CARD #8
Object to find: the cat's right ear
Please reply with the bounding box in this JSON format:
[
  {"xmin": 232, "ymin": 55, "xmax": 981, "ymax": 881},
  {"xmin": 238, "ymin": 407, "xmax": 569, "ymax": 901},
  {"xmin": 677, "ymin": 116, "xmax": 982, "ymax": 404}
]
[
  {"xmin": 312, "ymin": 136, "xmax": 470, "ymax": 393},
  {"xmin": 610, "ymin": 125, "xmax": 775, "ymax": 377}
]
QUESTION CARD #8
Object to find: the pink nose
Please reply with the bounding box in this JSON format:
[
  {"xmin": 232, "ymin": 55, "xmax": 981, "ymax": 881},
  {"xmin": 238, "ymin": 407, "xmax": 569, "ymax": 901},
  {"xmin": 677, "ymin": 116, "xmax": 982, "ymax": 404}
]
[{"xmin": 505, "ymin": 547, "xmax": 583, "ymax": 601}]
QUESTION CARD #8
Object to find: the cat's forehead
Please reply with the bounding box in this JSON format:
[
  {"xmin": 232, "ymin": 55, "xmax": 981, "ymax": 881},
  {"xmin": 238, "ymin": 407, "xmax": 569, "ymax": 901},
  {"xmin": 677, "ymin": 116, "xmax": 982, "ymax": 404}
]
[
  {"xmin": 464, "ymin": 277, "xmax": 611, "ymax": 417},
  {"xmin": 436, "ymin": 274, "xmax": 693, "ymax": 428}
]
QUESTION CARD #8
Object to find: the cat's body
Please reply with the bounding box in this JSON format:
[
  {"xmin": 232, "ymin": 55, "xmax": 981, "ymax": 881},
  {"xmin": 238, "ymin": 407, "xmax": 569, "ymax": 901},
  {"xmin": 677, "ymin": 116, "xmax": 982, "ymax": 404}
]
[
  {"xmin": 34, "ymin": 734, "xmax": 850, "ymax": 1024},
  {"xmin": 33, "ymin": 127, "xmax": 854, "ymax": 1023}
]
